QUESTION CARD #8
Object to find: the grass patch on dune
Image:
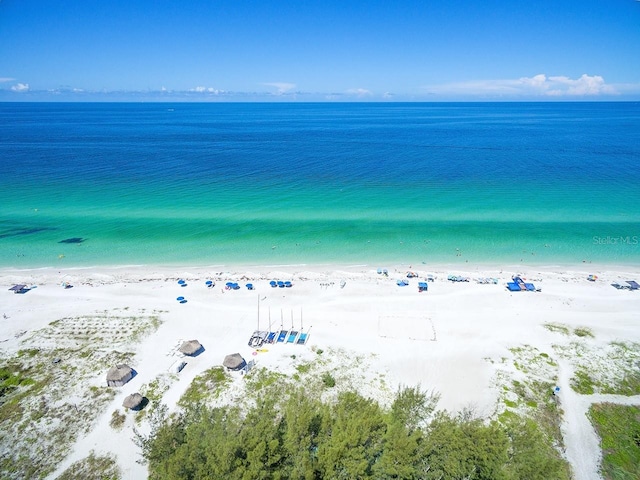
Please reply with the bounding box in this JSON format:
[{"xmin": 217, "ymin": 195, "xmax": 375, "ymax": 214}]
[
  {"xmin": 177, "ymin": 367, "xmax": 231, "ymax": 409},
  {"xmin": 555, "ymin": 341, "xmax": 640, "ymax": 396},
  {"xmin": 588, "ymin": 403, "xmax": 640, "ymax": 480},
  {"xmin": 0, "ymin": 308, "xmax": 164, "ymax": 479},
  {"xmin": 495, "ymin": 344, "xmax": 567, "ymax": 473},
  {"xmin": 55, "ymin": 451, "xmax": 120, "ymax": 480},
  {"xmin": 543, "ymin": 322, "xmax": 570, "ymax": 335}
]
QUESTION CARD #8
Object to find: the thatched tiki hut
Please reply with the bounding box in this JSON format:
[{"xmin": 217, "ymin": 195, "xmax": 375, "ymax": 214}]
[
  {"xmin": 179, "ymin": 339, "xmax": 203, "ymax": 356},
  {"xmin": 223, "ymin": 353, "xmax": 246, "ymax": 371},
  {"xmin": 122, "ymin": 392, "xmax": 144, "ymax": 410},
  {"xmin": 106, "ymin": 364, "xmax": 134, "ymax": 387}
]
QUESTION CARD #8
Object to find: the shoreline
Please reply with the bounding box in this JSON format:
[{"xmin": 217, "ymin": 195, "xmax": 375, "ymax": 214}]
[{"xmin": 2, "ymin": 259, "xmax": 639, "ymax": 277}]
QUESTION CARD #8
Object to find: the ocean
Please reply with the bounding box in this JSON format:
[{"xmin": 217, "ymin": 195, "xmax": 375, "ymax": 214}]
[{"xmin": 1, "ymin": 102, "xmax": 639, "ymax": 269}]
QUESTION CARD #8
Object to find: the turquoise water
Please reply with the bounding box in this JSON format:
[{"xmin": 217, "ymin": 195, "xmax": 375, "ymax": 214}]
[{"xmin": 1, "ymin": 102, "xmax": 639, "ymax": 268}]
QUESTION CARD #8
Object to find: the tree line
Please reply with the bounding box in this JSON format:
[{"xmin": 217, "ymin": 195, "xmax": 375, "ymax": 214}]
[{"xmin": 138, "ymin": 386, "xmax": 570, "ymax": 479}]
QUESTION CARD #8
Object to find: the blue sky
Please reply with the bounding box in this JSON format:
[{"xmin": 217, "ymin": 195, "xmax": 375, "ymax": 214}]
[{"xmin": 1, "ymin": 0, "xmax": 640, "ymax": 101}]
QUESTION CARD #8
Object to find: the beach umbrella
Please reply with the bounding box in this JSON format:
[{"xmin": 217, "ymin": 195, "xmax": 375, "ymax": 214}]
[
  {"xmin": 179, "ymin": 339, "xmax": 203, "ymax": 356},
  {"xmin": 106, "ymin": 364, "xmax": 134, "ymax": 387},
  {"xmin": 178, "ymin": 279, "xmax": 186, "ymax": 285},
  {"xmin": 122, "ymin": 393, "xmax": 144, "ymax": 410},
  {"xmin": 176, "ymin": 296, "xmax": 185, "ymax": 301},
  {"xmin": 223, "ymin": 353, "xmax": 247, "ymax": 371},
  {"xmin": 205, "ymin": 280, "xmax": 213, "ymax": 285}
]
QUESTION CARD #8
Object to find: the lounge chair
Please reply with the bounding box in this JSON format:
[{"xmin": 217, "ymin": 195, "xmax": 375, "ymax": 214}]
[
  {"xmin": 9, "ymin": 284, "xmax": 30, "ymax": 294},
  {"xmin": 287, "ymin": 331, "xmax": 299, "ymax": 343},
  {"xmin": 276, "ymin": 330, "xmax": 288, "ymax": 343},
  {"xmin": 296, "ymin": 332, "xmax": 308, "ymax": 345}
]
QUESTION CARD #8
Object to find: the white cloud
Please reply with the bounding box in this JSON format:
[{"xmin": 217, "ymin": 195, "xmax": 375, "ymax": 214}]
[
  {"xmin": 188, "ymin": 86, "xmax": 223, "ymax": 94},
  {"xmin": 0, "ymin": 77, "xmax": 15, "ymax": 83},
  {"xmin": 10, "ymin": 83, "xmax": 30, "ymax": 92},
  {"xmin": 346, "ymin": 88, "xmax": 373, "ymax": 97},
  {"xmin": 424, "ymin": 74, "xmax": 618, "ymax": 97},
  {"xmin": 263, "ymin": 82, "xmax": 297, "ymax": 94}
]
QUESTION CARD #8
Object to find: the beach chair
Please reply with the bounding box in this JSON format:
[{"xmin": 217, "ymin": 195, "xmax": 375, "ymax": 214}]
[
  {"xmin": 9, "ymin": 284, "xmax": 30, "ymax": 294},
  {"xmin": 276, "ymin": 330, "xmax": 288, "ymax": 343},
  {"xmin": 287, "ymin": 331, "xmax": 299, "ymax": 343},
  {"xmin": 506, "ymin": 282, "xmax": 521, "ymax": 292},
  {"xmin": 418, "ymin": 282, "xmax": 428, "ymax": 292},
  {"xmin": 296, "ymin": 332, "xmax": 308, "ymax": 345},
  {"xmin": 627, "ymin": 280, "xmax": 640, "ymax": 290},
  {"xmin": 266, "ymin": 331, "xmax": 277, "ymax": 344}
]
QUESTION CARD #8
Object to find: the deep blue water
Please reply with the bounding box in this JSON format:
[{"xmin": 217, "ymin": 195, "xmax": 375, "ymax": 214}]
[{"xmin": 1, "ymin": 102, "xmax": 639, "ymax": 268}]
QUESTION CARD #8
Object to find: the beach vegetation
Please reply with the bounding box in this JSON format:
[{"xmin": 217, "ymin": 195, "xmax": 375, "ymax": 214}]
[
  {"xmin": 56, "ymin": 451, "xmax": 120, "ymax": 480},
  {"xmin": 543, "ymin": 323, "xmax": 570, "ymax": 335},
  {"xmin": 142, "ymin": 385, "xmax": 569, "ymax": 480},
  {"xmin": 321, "ymin": 372, "xmax": 336, "ymax": 388},
  {"xmin": 110, "ymin": 409, "xmax": 126, "ymax": 430},
  {"xmin": 571, "ymin": 368, "xmax": 596, "ymax": 395},
  {"xmin": 295, "ymin": 362, "xmax": 312, "ymax": 374},
  {"xmin": 16, "ymin": 348, "xmax": 40, "ymax": 358},
  {"xmin": 177, "ymin": 366, "xmax": 230, "ymax": 408},
  {"xmin": 244, "ymin": 367, "xmax": 287, "ymax": 393},
  {"xmin": 588, "ymin": 403, "xmax": 640, "ymax": 480},
  {"xmin": 573, "ymin": 327, "xmax": 594, "ymax": 338}
]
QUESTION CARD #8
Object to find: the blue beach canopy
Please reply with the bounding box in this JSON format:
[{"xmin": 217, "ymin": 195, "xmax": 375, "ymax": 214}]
[
  {"xmin": 270, "ymin": 281, "xmax": 277, "ymax": 287},
  {"xmin": 176, "ymin": 296, "xmax": 185, "ymax": 301},
  {"xmin": 205, "ymin": 280, "xmax": 213, "ymax": 285},
  {"xmin": 178, "ymin": 279, "xmax": 186, "ymax": 284},
  {"xmin": 246, "ymin": 283, "xmax": 254, "ymax": 289}
]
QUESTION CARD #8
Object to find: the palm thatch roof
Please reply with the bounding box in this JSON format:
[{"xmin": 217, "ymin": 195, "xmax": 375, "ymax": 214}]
[
  {"xmin": 179, "ymin": 339, "xmax": 203, "ymax": 356},
  {"xmin": 223, "ymin": 353, "xmax": 246, "ymax": 371},
  {"xmin": 122, "ymin": 392, "xmax": 144, "ymax": 409},
  {"xmin": 106, "ymin": 364, "xmax": 133, "ymax": 387}
]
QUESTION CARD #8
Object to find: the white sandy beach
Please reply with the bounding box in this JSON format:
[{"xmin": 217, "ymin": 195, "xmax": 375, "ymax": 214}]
[{"xmin": 1, "ymin": 263, "xmax": 640, "ymax": 480}]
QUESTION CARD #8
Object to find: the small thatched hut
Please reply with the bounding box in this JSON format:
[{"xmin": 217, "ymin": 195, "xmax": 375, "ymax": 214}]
[
  {"xmin": 179, "ymin": 339, "xmax": 203, "ymax": 356},
  {"xmin": 223, "ymin": 353, "xmax": 246, "ymax": 371},
  {"xmin": 122, "ymin": 392, "xmax": 144, "ymax": 410},
  {"xmin": 106, "ymin": 364, "xmax": 134, "ymax": 387}
]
